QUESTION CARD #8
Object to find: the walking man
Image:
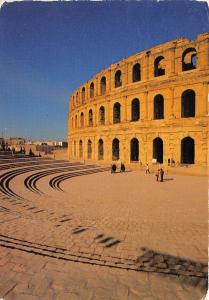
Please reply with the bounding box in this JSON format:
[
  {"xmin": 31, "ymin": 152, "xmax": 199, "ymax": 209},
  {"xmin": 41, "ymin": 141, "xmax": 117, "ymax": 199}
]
[{"xmin": 145, "ymin": 163, "xmax": 150, "ymax": 174}]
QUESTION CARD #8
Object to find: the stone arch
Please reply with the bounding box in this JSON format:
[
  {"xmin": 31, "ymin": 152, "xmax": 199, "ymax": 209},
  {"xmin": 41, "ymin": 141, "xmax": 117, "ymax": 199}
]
[
  {"xmin": 79, "ymin": 140, "xmax": 83, "ymax": 158},
  {"xmin": 182, "ymin": 48, "xmax": 197, "ymax": 71},
  {"xmin": 81, "ymin": 87, "xmax": 85, "ymax": 103},
  {"xmin": 99, "ymin": 106, "xmax": 105, "ymax": 125},
  {"xmin": 181, "ymin": 89, "xmax": 195, "ymax": 118},
  {"xmin": 75, "ymin": 115, "xmax": 78, "ymax": 128},
  {"xmin": 98, "ymin": 139, "xmax": 104, "ymax": 160},
  {"xmin": 71, "ymin": 117, "xmax": 74, "ymax": 128},
  {"xmin": 115, "ymin": 70, "xmax": 122, "ymax": 88},
  {"xmin": 87, "ymin": 139, "xmax": 92, "ymax": 159},
  {"xmin": 153, "ymin": 137, "xmax": 163, "ymax": 163},
  {"xmin": 113, "ymin": 102, "xmax": 121, "ymax": 124},
  {"xmin": 181, "ymin": 137, "xmax": 194, "ymax": 164},
  {"xmin": 100, "ymin": 77, "xmax": 106, "ymax": 95},
  {"xmin": 130, "ymin": 138, "xmax": 139, "ymax": 161},
  {"xmin": 90, "ymin": 82, "xmax": 94, "ymax": 98},
  {"xmin": 154, "ymin": 56, "xmax": 165, "ymax": 77},
  {"xmin": 132, "ymin": 63, "xmax": 141, "ymax": 82},
  {"xmin": 131, "ymin": 98, "xmax": 140, "ymax": 121},
  {"xmin": 112, "ymin": 138, "xmax": 120, "ymax": 161},
  {"xmin": 88, "ymin": 109, "xmax": 93, "ymax": 126},
  {"xmin": 76, "ymin": 92, "xmax": 79, "ymax": 104},
  {"xmin": 74, "ymin": 141, "xmax": 76, "ymax": 157},
  {"xmin": 154, "ymin": 94, "xmax": 164, "ymax": 119},
  {"xmin": 80, "ymin": 112, "xmax": 84, "ymax": 128}
]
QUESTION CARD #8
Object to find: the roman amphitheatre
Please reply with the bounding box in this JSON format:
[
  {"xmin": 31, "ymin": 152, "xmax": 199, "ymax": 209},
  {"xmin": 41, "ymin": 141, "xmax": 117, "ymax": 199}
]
[{"xmin": 0, "ymin": 33, "xmax": 208, "ymax": 300}]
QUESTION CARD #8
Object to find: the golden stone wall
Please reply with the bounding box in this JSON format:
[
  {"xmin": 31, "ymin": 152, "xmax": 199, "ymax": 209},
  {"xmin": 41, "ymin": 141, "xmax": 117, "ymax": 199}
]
[{"xmin": 68, "ymin": 33, "xmax": 209, "ymax": 168}]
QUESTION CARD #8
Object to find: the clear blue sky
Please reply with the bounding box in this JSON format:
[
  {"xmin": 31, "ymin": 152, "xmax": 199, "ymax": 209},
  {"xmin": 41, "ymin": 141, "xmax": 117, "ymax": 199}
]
[{"xmin": 0, "ymin": 1, "xmax": 208, "ymax": 140}]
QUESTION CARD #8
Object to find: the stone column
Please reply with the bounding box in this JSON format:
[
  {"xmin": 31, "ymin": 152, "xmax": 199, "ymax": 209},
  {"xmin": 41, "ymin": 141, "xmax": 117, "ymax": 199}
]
[
  {"xmin": 144, "ymin": 91, "xmax": 148, "ymax": 120},
  {"xmin": 107, "ymin": 100, "xmax": 110, "ymax": 125},
  {"xmin": 169, "ymin": 87, "xmax": 174, "ymax": 118},
  {"xmin": 203, "ymin": 81, "xmax": 209, "ymax": 116},
  {"xmin": 170, "ymin": 47, "xmax": 176, "ymax": 76}
]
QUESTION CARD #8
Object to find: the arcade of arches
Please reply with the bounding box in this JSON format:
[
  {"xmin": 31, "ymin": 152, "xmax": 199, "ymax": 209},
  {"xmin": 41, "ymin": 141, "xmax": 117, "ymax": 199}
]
[{"xmin": 68, "ymin": 33, "xmax": 209, "ymax": 169}]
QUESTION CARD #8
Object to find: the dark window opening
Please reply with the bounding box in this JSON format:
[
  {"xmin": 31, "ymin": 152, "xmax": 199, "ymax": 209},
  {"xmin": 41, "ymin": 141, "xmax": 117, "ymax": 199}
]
[
  {"xmin": 99, "ymin": 106, "xmax": 105, "ymax": 125},
  {"xmin": 182, "ymin": 48, "xmax": 197, "ymax": 71},
  {"xmin": 154, "ymin": 95, "xmax": 164, "ymax": 119},
  {"xmin": 101, "ymin": 77, "xmax": 106, "ymax": 95},
  {"xmin": 132, "ymin": 63, "xmax": 141, "ymax": 82},
  {"xmin": 87, "ymin": 140, "xmax": 92, "ymax": 159},
  {"xmin": 74, "ymin": 141, "xmax": 76, "ymax": 157},
  {"xmin": 130, "ymin": 138, "xmax": 139, "ymax": 161},
  {"xmin": 115, "ymin": 70, "xmax": 122, "ymax": 88},
  {"xmin": 98, "ymin": 139, "xmax": 104, "ymax": 160},
  {"xmin": 131, "ymin": 98, "xmax": 140, "ymax": 121},
  {"xmin": 88, "ymin": 109, "xmax": 93, "ymax": 126},
  {"xmin": 181, "ymin": 137, "xmax": 194, "ymax": 164},
  {"xmin": 113, "ymin": 102, "xmax": 121, "ymax": 124},
  {"xmin": 154, "ymin": 56, "xmax": 165, "ymax": 77},
  {"xmin": 112, "ymin": 138, "xmax": 120, "ymax": 161},
  {"xmin": 153, "ymin": 138, "xmax": 163, "ymax": 163},
  {"xmin": 79, "ymin": 140, "xmax": 83, "ymax": 158},
  {"xmin": 82, "ymin": 87, "xmax": 85, "ymax": 103},
  {"xmin": 90, "ymin": 82, "xmax": 94, "ymax": 98},
  {"xmin": 181, "ymin": 89, "xmax": 195, "ymax": 118},
  {"xmin": 80, "ymin": 112, "xmax": 84, "ymax": 128}
]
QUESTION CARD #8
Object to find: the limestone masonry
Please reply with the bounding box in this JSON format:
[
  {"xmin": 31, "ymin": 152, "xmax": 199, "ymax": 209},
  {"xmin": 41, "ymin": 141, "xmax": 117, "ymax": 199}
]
[{"xmin": 68, "ymin": 33, "xmax": 209, "ymax": 168}]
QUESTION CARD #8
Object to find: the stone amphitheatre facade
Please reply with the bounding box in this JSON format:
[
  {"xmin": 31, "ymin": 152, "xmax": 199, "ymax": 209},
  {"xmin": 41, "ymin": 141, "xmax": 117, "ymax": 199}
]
[{"xmin": 68, "ymin": 32, "xmax": 209, "ymax": 169}]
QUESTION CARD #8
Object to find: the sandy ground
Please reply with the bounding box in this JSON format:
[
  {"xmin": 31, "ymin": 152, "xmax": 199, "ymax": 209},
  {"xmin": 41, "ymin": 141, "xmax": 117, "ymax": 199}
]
[{"xmin": 0, "ymin": 157, "xmax": 207, "ymax": 300}]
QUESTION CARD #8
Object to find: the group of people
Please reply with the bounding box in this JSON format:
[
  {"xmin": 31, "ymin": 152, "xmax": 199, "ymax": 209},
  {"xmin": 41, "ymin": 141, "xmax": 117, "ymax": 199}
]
[
  {"xmin": 111, "ymin": 162, "xmax": 164, "ymax": 181},
  {"xmin": 145, "ymin": 163, "xmax": 164, "ymax": 182},
  {"xmin": 111, "ymin": 163, "xmax": 125, "ymax": 173}
]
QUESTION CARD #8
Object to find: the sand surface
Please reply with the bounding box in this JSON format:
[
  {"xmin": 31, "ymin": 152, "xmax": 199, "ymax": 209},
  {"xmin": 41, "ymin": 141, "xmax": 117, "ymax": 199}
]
[{"xmin": 0, "ymin": 158, "xmax": 207, "ymax": 299}]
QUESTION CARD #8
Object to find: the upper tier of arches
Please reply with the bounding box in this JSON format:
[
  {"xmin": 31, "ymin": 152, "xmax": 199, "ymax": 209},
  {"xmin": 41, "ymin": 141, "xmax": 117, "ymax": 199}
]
[{"xmin": 69, "ymin": 33, "xmax": 209, "ymax": 111}]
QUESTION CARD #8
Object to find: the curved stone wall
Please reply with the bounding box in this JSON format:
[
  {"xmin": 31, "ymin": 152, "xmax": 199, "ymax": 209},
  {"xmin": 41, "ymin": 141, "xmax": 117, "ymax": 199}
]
[{"xmin": 68, "ymin": 32, "xmax": 209, "ymax": 168}]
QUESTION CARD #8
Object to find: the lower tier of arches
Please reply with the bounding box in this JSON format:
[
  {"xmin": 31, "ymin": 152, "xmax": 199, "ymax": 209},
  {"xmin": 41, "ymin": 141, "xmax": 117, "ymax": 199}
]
[{"xmin": 68, "ymin": 130, "xmax": 208, "ymax": 167}]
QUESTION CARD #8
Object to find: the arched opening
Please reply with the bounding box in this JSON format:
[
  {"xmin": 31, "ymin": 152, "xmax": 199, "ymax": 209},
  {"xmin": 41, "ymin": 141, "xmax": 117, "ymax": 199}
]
[
  {"xmin": 154, "ymin": 94, "xmax": 164, "ymax": 119},
  {"xmin": 132, "ymin": 63, "xmax": 141, "ymax": 82},
  {"xmin": 87, "ymin": 140, "xmax": 92, "ymax": 159},
  {"xmin": 182, "ymin": 48, "xmax": 197, "ymax": 71},
  {"xmin": 81, "ymin": 87, "xmax": 85, "ymax": 103},
  {"xmin": 79, "ymin": 140, "xmax": 83, "ymax": 158},
  {"xmin": 80, "ymin": 112, "xmax": 84, "ymax": 128},
  {"xmin": 74, "ymin": 141, "xmax": 76, "ymax": 157},
  {"xmin": 112, "ymin": 138, "xmax": 120, "ymax": 161},
  {"xmin": 154, "ymin": 56, "xmax": 165, "ymax": 77},
  {"xmin": 100, "ymin": 77, "xmax": 106, "ymax": 95},
  {"xmin": 113, "ymin": 102, "xmax": 121, "ymax": 124},
  {"xmin": 153, "ymin": 138, "xmax": 163, "ymax": 163},
  {"xmin": 75, "ymin": 115, "xmax": 78, "ymax": 128},
  {"xmin": 99, "ymin": 106, "xmax": 105, "ymax": 125},
  {"xmin": 181, "ymin": 137, "xmax": 194, "ymax": 164},
  {"xmin": 181, "ymin": 89, "xmax": 195, "ymax": 118},
  {"xmin": 88, "ymin": 109, "xmax": 93, "ymax": 126},
  {"xmin": 131, "ymin": 98, "xmax": 140, "ymax": 121},
  {"xmin": 76, "ymin": 92, "xmax": 79, "ymax": 104},
  {"xmin": 98, "ymin": 139, "xmax": 104, "ymax": 160},
  {"xmin": 115, "ymin": 70, "xmax": 122, "ymax": 88},
  {"xmin": 130, "ymin": 138, "xmax": 139, "ymax": 161},
  {"xmin": 90, "ymin": 82, "xmax": 94, "ymax": 98}
]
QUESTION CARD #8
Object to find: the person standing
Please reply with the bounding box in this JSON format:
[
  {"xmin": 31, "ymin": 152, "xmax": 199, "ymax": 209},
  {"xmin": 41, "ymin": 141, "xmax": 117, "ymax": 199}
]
[
  {"xmin": 145, "ymin": 163, "xmax": 150, "ymax": 174},
  {"xmin": 155, "ymin": 169, "xmax": 160, "ymax": 181},
  {"xmin": 160, "ymin": 168, "xmax": 164, "ymax": 182}
]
